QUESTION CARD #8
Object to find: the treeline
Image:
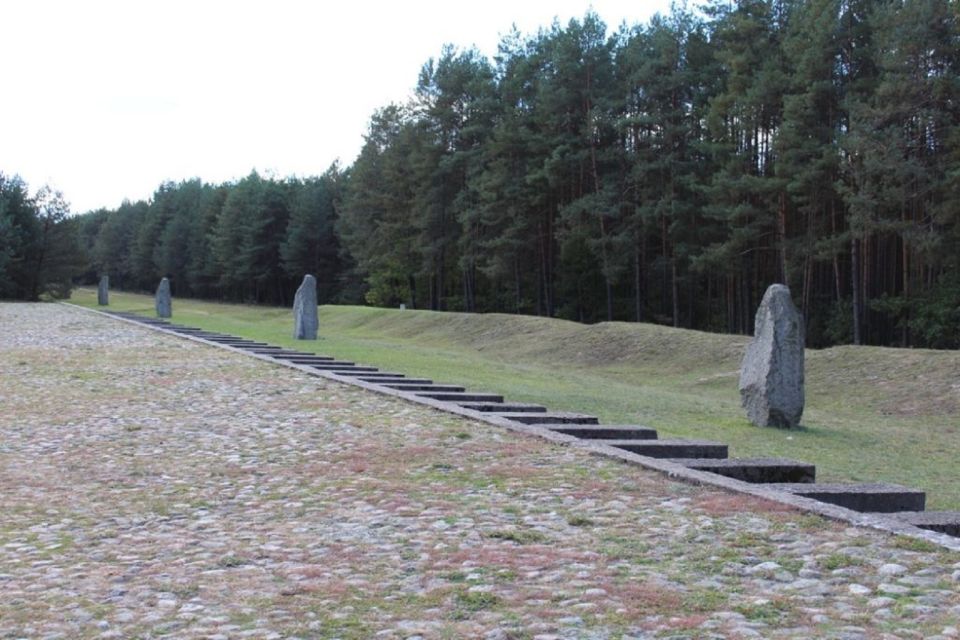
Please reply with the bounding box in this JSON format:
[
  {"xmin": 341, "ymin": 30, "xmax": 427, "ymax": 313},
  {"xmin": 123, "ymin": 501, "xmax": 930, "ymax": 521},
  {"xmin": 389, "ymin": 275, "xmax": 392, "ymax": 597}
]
[
  {"xmin": 0, "ymin": 174, "xmax": 84, "ymax": 300},
  {"xmin": 76, "ymin": 169, "xmax": 346, "ymax": 306},
  {"xmin": 74, "ymin": 0, "xmax": 960, "ymax": 348}
]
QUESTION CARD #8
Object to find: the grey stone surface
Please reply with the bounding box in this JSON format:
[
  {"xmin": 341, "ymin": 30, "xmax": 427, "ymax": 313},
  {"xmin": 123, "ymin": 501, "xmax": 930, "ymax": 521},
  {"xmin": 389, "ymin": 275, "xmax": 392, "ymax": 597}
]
[
  {"xmin": 97, "ymin": 275, "xmax": 109, "ymax": 306},
  {"xmin": 739, "ymin": 284, "xmax": 805, "ymax": 428},
  {"xmin": 292, "ymin": 274, "xmax": 318, "ymax": 340},
  {"xmin": 155, "ymin": 278, "xmax": 171, "ymax": 318}
]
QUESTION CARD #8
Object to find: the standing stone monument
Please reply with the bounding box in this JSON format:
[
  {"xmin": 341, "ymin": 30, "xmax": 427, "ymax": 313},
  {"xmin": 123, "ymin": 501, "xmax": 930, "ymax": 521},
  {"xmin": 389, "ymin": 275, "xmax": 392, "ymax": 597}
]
[
  {"xmin": 97, "ymin": 275, "xmax": 109, "ymax": 306},
  {"xmin": 155, "ymin": 277, "xmax": 172, "ymax": 318},
  {"xmin": 739, "ymin": 284, "xmax": 805, "ymax": 428},
  {"xmin": 293, "ymin": 274, "xmax": 318, "ymax": 340}
]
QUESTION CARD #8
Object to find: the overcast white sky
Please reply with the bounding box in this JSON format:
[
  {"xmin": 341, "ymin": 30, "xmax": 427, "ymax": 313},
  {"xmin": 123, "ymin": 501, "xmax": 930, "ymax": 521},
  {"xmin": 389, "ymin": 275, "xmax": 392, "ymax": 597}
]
[{"xmin": 1, "ymin": 0, "xmax": 672, "ymax": 214}]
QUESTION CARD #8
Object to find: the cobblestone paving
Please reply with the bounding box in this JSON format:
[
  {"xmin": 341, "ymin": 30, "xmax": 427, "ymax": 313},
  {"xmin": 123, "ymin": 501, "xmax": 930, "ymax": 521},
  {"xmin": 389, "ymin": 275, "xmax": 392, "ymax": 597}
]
[{"xmin": 1, "ymin": 303, "xmax": 959, "ymax": 639}]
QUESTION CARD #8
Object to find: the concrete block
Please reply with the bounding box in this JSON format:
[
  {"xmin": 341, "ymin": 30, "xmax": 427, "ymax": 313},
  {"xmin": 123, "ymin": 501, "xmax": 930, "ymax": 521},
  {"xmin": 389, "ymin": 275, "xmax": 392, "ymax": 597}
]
[
  {"xmin": 546, "ymin": 424, "xmax": 657, "ymax": 439},
  {"xmin": 360, "ymin": 377, "xmax": 433, "ymax": 385},
  {"xmin": 669, "ymin": 457, "xmax": 815, "ymax": 483},
  {"xmin": 416, "ymin": 392, "xmax": 504, "ymax": 403},
  {"xmin": 457, "ymin": 403, "xmax": 548, "ymax": 413},
  {"xmin": 770, "ymin": 483, "xmax": 926, "ymax": 513},
  {"xmin": 497, "ymin": 412, "xmax": 599, "ymax": 425},
  {"xmin": 384, "ymin": 383, "xmax": 466, "ymax": 392},
  {"xmin": 599, "ymin": 439, "xmax": 727, "ymax": 458},
  {"xmin": 892, "ymin": 511, "xmax": 960, "ymax": 537}
]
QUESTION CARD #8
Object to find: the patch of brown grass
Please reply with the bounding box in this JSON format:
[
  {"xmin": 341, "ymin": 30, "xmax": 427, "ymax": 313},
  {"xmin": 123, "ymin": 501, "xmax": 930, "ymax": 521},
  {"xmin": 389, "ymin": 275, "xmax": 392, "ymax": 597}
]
[
  {"xmin": 614, "ymin": 580, "xmax": 685, "ymax": 620},
  {"xmin": 693, "ymin": 491, "xmax": 797, "ymax": 516}
]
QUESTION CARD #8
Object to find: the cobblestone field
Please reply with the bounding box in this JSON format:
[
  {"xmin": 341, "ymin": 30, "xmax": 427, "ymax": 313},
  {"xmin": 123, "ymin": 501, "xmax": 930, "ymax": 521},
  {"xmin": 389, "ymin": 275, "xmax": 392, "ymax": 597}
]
[{"xmin": 1, "ymin": 303, "xmax": 959, "ymax": 639}]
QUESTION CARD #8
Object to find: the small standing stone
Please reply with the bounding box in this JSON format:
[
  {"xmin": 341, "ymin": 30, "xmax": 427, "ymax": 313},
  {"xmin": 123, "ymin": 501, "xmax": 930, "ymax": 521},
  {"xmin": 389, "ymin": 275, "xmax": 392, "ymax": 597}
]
[
  {"xmin": 738, "ymin": 284, "xmax": 805, "ymax": 428},
  {"xmin": 293, "ymin": 274, "xmax": 318, "ymax": 340},
  {"xmin": 97, "ymin": 275, "xmax": 109, "ymax": 306},
  {"xmin": 155, "ymin": 277, "xmax": 172, "ymax": 318}
]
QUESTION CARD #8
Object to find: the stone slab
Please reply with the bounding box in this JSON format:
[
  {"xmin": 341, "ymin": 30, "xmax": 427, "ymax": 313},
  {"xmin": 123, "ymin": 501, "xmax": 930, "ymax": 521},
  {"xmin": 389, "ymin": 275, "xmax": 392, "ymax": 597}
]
[
  {"xmin": 545, "ymin": 424, "xmax": 657, "ymax": 440},
  {"xmin": 892, "ymin": 512, "xmax": 960, "ymax": 537},
  {"xmin": 739, "ymin": 283, "xmax": 804, "ymax": 428},
  {"xmin": 337, "ymin": 371, "xmax": 404, "ymax": 378},
  {"xmin": 770, "ymin": 483, "xmax": 926, "ymax": 513},
  {"xmin": 155, "ymin": 278, "xmax": 172, "ymax": 318},
  {"xmin": 384, "ymin": 383, "xmax": 466, "ymax": 392},
  {"xmin": 598, "ymin": 439, "xmax": 728, "ymax": 459},
  {"xmin": 668, "ymin": 457, "xmax": 815, "ymax": 483},
  {"xmin": 309, "ymin": 364, "xmax": 378, "ymax": 372},
  {"xmin": 323, "ymin": 369, "xmax": 381, "ymax": 376},
  {"xmin": 457, "ymin": 402, "xmax": 548, "ymax": 413},
  {"xmin": 497, "ymin": 412, "xmax": 599, "ymax": 425},
  {"xmin": 259, "ymin": 351, "xmax": 318, "ymax": 358},
  {"xmin": 295, "ymin": 361, "xmax": 356, "ymax": 368},
  {"xmin": 97, "ymin": 275, "xmax": 109, "ymax": 305},
  {"xmin": 360, "ymin": 377, "xmax": 433, "ymax": 385},
  {"xmin": 293, "ymin": 274, "xmax": 319, "ymax": 340},
  {"xmin": 416, "ymin": 392, "xmax": 504, "ymax": 403},
  {"xmin": 249, "ymin": 349, "xmax": 308, "ymax": 356}
]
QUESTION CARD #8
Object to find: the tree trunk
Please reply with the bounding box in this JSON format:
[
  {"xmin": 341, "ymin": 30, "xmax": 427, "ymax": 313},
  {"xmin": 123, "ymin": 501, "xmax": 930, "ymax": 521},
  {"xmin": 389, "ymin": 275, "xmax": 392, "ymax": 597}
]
[
  {"xmin": 514, "ymin": 256, "xmax": 522, "ymax": 314},
  {"xmin": 544, "ymin": 209, "xmax": 554, "ymax": 317},
  {"xmin": 778, "ymin": 190, "xmax": 788, "ymax": 284},
  {"xmin": 671, "ymin": 259, "xmax": 680, "ymax": 328},
  {"xmin": 606, "ymin": 278, "xmax": 614, "ymax": 322},
  {"xmin": 438, "ymin": 248, "xmax": 446, "ymax": 311},
  {"xmin": 634, "ymin": 240, "xmax": 643, "ymax": 322},
  {"xmin": 851, "ymin": 237, "xmax": 862, "ymax": 345}
]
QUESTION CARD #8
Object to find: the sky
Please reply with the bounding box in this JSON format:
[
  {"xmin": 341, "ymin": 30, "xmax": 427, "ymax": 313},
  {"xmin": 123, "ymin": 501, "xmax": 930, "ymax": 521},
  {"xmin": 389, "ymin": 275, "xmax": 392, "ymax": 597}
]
[{"xmin": 1, "ymin": 0, "xmax": 673, "ymax": 214}]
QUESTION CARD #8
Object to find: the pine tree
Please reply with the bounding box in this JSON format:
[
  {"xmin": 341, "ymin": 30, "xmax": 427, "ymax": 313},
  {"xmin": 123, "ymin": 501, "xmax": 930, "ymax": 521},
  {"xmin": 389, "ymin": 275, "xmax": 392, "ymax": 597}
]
[
  {"xmin": 0, "ymin": 173, "xmax": 39, "ymax": 299},
  {"xmin": 281, "ymin": 165, "xmax": 344, "ymax": 302}
]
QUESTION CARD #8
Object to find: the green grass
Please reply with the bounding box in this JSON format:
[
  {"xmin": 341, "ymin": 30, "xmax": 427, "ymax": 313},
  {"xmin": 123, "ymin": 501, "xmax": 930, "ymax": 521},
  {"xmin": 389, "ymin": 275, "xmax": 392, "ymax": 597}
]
[
  {"xmin": 820, "ymin": 553, "xmax": 865, "ymax": 571},
  {"xmin": 68, "ymin": 287, "xmax": 960, "ymax": 509},
  {"xmin": 485, "ymin": 529, "xmax": 550, "ymax": 544}
]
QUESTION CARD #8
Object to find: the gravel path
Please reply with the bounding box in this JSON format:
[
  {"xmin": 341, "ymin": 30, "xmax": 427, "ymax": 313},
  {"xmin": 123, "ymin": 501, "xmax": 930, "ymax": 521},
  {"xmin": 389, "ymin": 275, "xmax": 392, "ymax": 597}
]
[{"xmin": 1, "ymin": 303, "xmax": 959, "ymax": 639}]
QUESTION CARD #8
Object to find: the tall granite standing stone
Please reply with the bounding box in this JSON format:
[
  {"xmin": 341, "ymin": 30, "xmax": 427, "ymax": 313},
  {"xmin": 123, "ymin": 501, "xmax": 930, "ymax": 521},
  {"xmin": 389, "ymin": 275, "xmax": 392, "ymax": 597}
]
[
  {"xmin": 293, "ymin": 274, "xmax": 318, "ymax": 340},
  {"xmin": 738, "ymin": 284, "xmax": 805, "ymax": 428},
  {"xmin": 97, "ymin": 275, "xmax": 109, "ymax": 306},
  {"xmin": 155, "ymin": 277, "xmax": 172, "ymax": 318}
]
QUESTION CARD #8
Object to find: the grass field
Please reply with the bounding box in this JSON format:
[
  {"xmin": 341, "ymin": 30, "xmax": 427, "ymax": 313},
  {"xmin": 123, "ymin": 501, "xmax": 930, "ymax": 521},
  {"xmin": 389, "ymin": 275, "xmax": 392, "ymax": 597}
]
[{"xmin": 69, "ymin": 287, "xmax": 960, "ymax": 510}]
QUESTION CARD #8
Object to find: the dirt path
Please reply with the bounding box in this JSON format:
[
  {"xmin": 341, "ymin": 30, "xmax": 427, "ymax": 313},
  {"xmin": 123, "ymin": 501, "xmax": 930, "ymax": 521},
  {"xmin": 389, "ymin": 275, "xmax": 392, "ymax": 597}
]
[{"xmin": 1, "ymin": 303, "xmax": 958, "ymax": 639}]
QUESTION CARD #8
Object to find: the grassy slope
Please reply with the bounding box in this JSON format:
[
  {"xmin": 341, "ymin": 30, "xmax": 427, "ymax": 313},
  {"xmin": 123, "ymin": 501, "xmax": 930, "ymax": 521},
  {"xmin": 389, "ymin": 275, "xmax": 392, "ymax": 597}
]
[{"xmin": 70, "ymin": 288, "xmax": 960, "ymax": 510}]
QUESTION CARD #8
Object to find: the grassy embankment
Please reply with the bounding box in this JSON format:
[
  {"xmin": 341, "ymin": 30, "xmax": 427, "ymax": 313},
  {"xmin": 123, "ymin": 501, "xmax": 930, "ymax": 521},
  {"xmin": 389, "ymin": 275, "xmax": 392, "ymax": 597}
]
[{"xmin": 70, "ymin": 288, "xmax": 960, "ymax": 510}]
